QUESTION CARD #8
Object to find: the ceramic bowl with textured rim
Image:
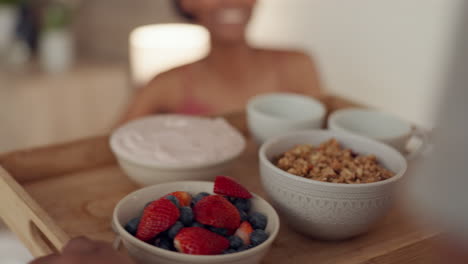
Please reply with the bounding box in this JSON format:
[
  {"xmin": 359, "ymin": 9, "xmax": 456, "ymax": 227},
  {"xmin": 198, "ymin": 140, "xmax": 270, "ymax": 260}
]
[
  {"xmin": 259, "ymin": 130, "xmax": 407, "ymax": 240},
  {"xmin": 113, "ymin": 181, "xmax": 280, "ymax": 264}
]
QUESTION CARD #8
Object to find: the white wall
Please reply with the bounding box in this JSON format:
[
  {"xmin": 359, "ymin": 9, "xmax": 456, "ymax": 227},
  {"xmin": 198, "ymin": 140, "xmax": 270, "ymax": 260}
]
[{"xmin": 248, "ymin": 0, "xmax": 463, "ymax": 128}]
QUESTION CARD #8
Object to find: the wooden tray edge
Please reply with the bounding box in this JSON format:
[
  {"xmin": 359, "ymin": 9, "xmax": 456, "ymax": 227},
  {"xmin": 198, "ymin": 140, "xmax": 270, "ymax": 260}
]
[
  {"xmin": 0, "ymin": 166, "xmax": 69, "ymax": 257},
  {"xmin": 0, "ymin": 135, "xmax": 117, "ymax": 184}
]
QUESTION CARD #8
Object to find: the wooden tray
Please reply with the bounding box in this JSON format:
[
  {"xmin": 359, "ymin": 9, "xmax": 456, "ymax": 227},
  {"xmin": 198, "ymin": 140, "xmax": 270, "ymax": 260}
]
[{"xmin": 0, "ymin": 96, "xmax": 438, "ymax": 263}]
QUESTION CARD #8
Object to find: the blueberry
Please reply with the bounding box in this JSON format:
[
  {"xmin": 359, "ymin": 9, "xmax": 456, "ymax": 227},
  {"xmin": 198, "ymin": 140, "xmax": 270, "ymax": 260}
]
[
  {"xmin": 179, "ymin": 207, "xmax": 194, "ymax": 226},
  {"xmin": 209, "ymin": 226, "xmax": 228, "ymax": 236},
  {"xmin": 168, "ymin": 221, "xmax": 184, "ymax": 240},
  {"xmin": 248, "ymin": 212, "xmax": 268, "ymax": 230},
  {"xmin": 238, "ymin": 244, "xmax": 254, "ymax": 252},
  {"xmin": 192, "ymin": 192, "xmax": 210, "ymax": 205},
  {"xmin": 154, "ymin": 235, "xmax": 174, "ymax": 251},
  {"xmin": 141, "ymin": 201, "xmax": 154, "ymax": 215},
  {"xmin": 191, "ymin": 222, "xmax": 205, "ymax": 228},
  {"xmin": 160, "ymin": 243, "xmax": 172, "ymax": 250},
  {"xmin": 228, "ymin": 235, "xmax": 244, "ymax": 249},
  {"xmin": 250, "ymin": 229, "xmax": 269, "ymax": 246},
  {"xmin": 238, "ymin": 209, "xmax": 248, "ymax": 221},
  {"xmin": 124, "ymin": 217, "xmax": 140, "ymax": 236},
  {"xmin": 223, "ymin": 249, "xmax": 237, "ymax": 254},
  {"xmin": 165, "ymin": 195, "xmax": 180, "ymax": 207},
  {"xmin": 144, "ymin": 201, "xmax": 153, "ymax": 208},
  {"xmin": 233, "ymin": 198, "xmax": 251, "ymax": 212}
]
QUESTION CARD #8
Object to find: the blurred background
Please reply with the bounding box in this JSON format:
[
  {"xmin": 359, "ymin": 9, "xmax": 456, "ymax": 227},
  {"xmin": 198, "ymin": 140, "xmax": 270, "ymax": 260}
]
[
  {"xmin": 0, "ymin": 0, "xmax": 462, "ymax": 153},
  {"xmin": 0, "ymin": 0, "xmax": 463, "ymax": 262}
]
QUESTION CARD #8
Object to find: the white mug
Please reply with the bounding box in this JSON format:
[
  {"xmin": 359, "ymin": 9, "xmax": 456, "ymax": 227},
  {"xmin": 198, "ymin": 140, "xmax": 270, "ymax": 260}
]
[
  {"xmin": 247, "ymin": 93, "xmax": 326, "ymax": 145},
  {"xmin": 328, "ymin": 108, "xmax": 429, "ymax": 160}
]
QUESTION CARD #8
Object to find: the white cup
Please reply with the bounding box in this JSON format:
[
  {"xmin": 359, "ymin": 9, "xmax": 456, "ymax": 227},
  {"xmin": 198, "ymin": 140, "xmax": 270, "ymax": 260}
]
[
  {"xmin": 328, "ymin": 108, "xmax": 428, "ymax": 160},
  {"xmin": 247, "ymin": 93, "xmax": 326, "ymax": 145}
]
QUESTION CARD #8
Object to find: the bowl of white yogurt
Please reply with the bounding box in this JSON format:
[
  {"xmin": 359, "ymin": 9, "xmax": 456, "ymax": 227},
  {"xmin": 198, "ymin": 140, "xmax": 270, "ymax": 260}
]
[{"xmin": 110, "ymin": 115, "xmax": 246, "ymax": 186}]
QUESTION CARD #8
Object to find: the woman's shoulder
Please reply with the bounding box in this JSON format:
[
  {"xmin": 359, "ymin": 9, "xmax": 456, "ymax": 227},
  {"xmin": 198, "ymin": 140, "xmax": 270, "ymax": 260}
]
[
  {"xmin": 256, "ymin": 48, "xmax": 321, "ymax": 95},
  {"xmin": 146, "ymin": 61, "xmax": 205, "ymax": 93},
  {"xmin": 149, "ymin": 64, "xmax": 193, "ymax": 86}
]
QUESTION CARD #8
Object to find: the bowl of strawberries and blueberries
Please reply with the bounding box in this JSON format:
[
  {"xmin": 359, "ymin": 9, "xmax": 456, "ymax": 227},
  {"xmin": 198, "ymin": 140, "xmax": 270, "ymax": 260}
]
[{"xmin": 122, "ymin": 176, "xmax": 270, "ymax": 256}]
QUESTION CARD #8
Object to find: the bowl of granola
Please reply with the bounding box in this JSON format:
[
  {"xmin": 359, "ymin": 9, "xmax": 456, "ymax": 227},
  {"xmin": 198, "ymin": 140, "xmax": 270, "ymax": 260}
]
[{"xmin": 259, "ymin": 130, "xmax": 407, "ymax": 240}]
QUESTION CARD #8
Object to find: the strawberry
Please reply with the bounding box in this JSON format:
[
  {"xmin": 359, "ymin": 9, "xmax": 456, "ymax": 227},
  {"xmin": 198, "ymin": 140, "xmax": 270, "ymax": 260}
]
[
  {"xmin": 166, "ymin": 191, "xmax": 192, "ymax": 207},
  {"xmin": 136, "ymin": 198, "xmax": 180, "ymax": 242},
  {"xmin": 193, "ymin": 195, "xmax": 241, "ymax": 230},
  {"xmin": 214, "ymin": 176, "xmax": 252, "ymax": 199},
  {"xmin": 235, "ymin": 221, "xmax": 254, "ymax": 245},
  {"xmin": 174, "ymin": 227, "xmax": 229, "ymax": 255}
]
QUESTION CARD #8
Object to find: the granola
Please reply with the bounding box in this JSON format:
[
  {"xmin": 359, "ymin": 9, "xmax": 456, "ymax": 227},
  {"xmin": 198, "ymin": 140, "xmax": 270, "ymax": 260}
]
[{"xmin": 275, "ymin": 139, "xmax": 394, "ymax": 184}]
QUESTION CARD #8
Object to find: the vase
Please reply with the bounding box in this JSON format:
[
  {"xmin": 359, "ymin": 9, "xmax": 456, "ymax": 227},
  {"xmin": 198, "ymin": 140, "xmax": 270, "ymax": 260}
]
[
  {"xmin": 0, "ymin": 5, "xmax": 18, "ymax": 54},
  {"xmin": 39, "ymin": 29, "xmax": 75, "ymax": 73}
]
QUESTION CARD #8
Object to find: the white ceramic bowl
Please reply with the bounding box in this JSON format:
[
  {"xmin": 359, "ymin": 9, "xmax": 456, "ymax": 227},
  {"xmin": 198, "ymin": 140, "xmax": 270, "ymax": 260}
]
[
  {"xmin": 113, "ymin": 181, "xmax": 280, "ymax": 264},
  {"xmin": 328, "ymin": 108, "xmax": 429, "ymax": 159},
  {"xmin": 247, "ymin": 93, "xmax": 326, "ymax": 145},
  {"xmin": 259, "ymin": 130, "xmax": 407, "ymax": 240},
  {"xmin": 110, "ymin": 116, "xmax": 246, "ymax": 186}
]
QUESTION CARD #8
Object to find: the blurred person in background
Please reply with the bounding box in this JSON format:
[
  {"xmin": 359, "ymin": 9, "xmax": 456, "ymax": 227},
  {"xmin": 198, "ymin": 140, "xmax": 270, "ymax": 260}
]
[{"xmin": 120, "ymin": 0, "xmax": 322, "ymax": 123}]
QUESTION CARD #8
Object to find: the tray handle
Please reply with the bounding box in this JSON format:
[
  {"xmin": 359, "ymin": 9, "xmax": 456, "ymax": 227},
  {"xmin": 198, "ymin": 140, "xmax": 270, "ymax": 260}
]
[{"xmin": 0, "ymin": 166, "xmax": 69, "ymax": 257}]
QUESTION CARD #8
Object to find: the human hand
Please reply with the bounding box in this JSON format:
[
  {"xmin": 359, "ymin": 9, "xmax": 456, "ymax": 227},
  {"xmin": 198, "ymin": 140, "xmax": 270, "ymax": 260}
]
[{"xmin": 30, "ymin": 237, "xmax": 135, "ymax": 264}]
